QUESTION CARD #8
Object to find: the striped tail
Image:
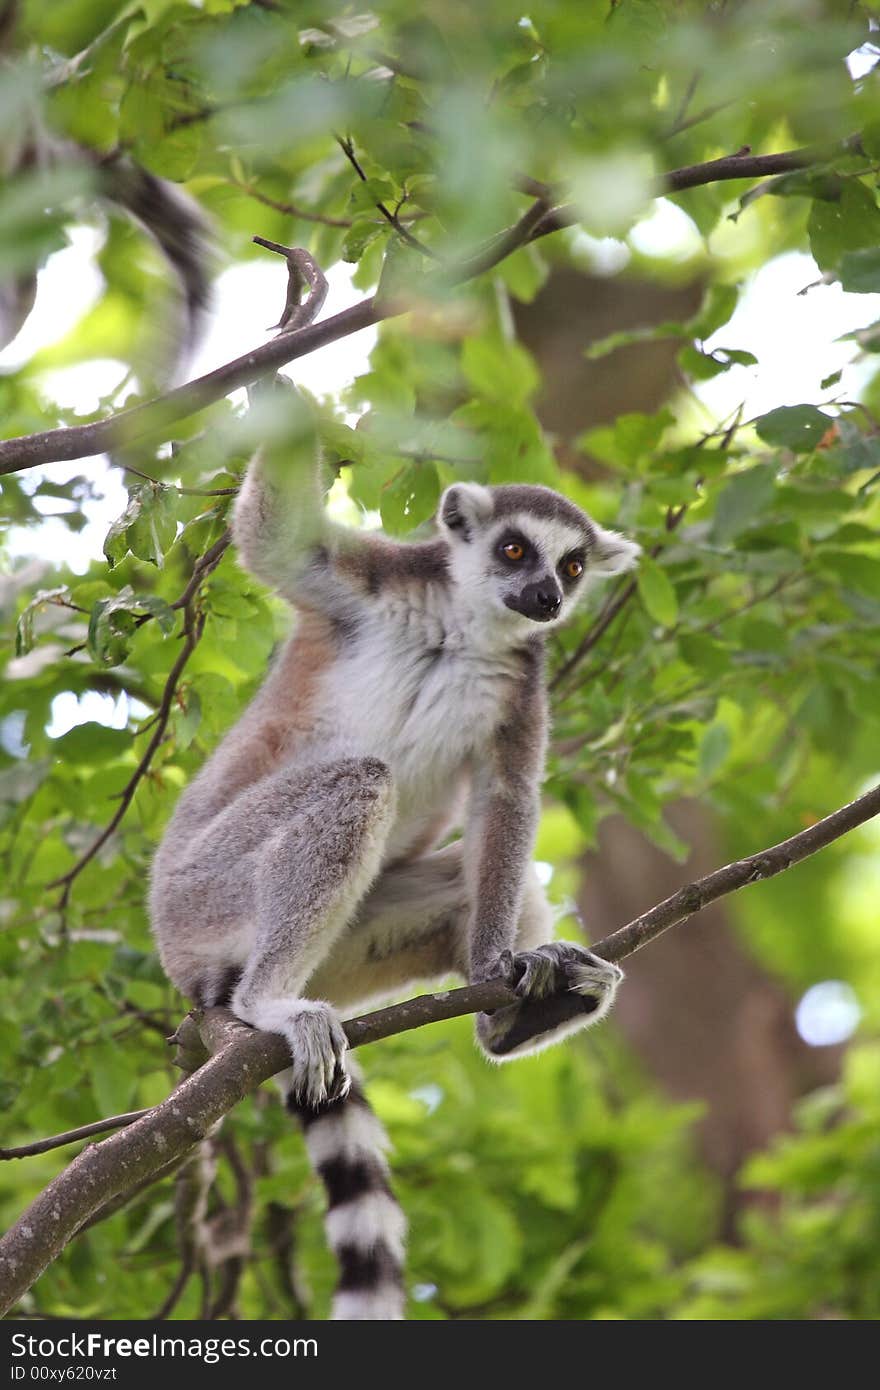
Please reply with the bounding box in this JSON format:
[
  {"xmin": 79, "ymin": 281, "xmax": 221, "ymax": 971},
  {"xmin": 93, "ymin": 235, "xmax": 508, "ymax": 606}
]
[{"xmin": 287, "ymin": 1076, "xmax": 407, "ymax": 1320}]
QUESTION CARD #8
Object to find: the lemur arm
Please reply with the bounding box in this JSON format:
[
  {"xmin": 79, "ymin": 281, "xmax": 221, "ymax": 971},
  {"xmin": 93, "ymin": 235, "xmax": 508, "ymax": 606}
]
[
  {"xmin": 465, "ymin": 650, "xmax": 548, "ymax": 983},
  {"xmin": 233, "ymin": 444, "xmax": 328, "ymax": 597},
  {"xmin": 233, "ymin": 444, "xmax": 388, "ymax": 611},
  {"xmin": 234, "ymin": 444, "xmax": 448, "ymax": 612}
]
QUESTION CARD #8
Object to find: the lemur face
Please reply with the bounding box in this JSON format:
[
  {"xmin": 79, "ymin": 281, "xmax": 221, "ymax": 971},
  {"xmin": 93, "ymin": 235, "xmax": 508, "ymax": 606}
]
[{"xmin": 438, "ymin": 483, "xmax": 641, "ymax": 634}]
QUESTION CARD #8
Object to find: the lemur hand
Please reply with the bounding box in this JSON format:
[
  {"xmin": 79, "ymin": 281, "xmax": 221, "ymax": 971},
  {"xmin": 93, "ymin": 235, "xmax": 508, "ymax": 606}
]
[{"xmin": 476, "ymin": 942, "xmax": 623, "ymax": 1061}]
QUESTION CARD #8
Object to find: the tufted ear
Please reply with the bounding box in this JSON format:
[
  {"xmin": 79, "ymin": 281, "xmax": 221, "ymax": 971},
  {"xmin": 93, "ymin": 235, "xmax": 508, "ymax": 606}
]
[
  {"xmin": 591, "ymin": 525, "xmax": 641, "ymax": 576},
  {"xmin": 437, "ymin": 483, "xmax": 494, "ymax": 543}
]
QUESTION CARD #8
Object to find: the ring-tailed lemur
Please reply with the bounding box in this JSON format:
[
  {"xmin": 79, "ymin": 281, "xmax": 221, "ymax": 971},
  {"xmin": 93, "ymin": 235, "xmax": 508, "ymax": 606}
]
[{"xmin": 150, "ymin": 448, "xmax": 640, "ymax": 1319}]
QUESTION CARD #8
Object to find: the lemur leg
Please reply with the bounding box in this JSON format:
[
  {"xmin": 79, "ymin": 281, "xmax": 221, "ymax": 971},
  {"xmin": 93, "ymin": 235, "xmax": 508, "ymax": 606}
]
[
  {"xmin": 309, "ymin": 845, "xmax": 621, "ymax": 1060},
  {"xmin": 308, "ymin": 843, "xmax": 469, "ymax": 1012},
  {"xmin": 226, "ymin": 757, "xmax": 396, "ymax": 1107},
  {"xmin": 475, "ymin": 874, "xmax": 623, "ymax": 1059}
]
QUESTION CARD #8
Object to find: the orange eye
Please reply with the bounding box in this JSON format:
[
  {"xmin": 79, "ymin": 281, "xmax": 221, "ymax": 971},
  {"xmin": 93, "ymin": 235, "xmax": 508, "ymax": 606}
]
[
  {"xmin": 502, "ymin": 541, "xmax": 525, "ymax": 561},
  {"xmin": 565, "ymin": 557, "xmax": 584, "ymax": 579}
]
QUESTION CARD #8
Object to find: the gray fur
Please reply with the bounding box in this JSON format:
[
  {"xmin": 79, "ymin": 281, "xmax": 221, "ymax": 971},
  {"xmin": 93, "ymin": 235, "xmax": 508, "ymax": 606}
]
[{"xmin": 149, "ymin": 448, "xmax": 640, "ymax": 1318}]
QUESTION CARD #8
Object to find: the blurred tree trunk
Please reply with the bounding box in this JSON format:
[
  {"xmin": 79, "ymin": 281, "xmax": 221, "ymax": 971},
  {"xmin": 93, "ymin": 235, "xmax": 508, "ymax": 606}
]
[
  {"xmin": 513, "ymin": 264, "xmax": 702, "ymax": 472},
  {"xmin": 514, "ymin": 266, "xmax": 843, "ymax": 1230},
  {"xmin": 578, "ymin": 807, "xmax": 842, "ymax": 1235}
]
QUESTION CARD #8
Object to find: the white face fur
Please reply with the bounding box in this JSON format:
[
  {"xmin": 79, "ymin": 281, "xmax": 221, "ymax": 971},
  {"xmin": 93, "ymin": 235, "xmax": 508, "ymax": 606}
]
[{"xmin": 437, "ymin": 482, "xmax": 641, "ymax": 640}]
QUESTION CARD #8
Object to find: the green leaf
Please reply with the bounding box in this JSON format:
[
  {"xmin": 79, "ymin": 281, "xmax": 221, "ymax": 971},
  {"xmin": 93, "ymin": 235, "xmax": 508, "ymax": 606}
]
[
  {"xmin": 349, "ymin": 177, "xmax": 396, "ymax": 213},
  {"xmin": 88, "ymin": 588, "xmax": 176, "ymax": 667},
  {"xmin": 808, "ymin": 181, "xmax": 880, "ymax": 273},
  {"xmin": 498, "ymin": 243, "xmax": 548, "ymax": 303},
  {"xmin": 637, "ymin": 555, "xmax": 678, "ymax": 627},
  {"xmin": 52, "ymin": 722, "xmax": 130, "ymax": 765},
  {"xmin": 379, "ymin": 461, "xmax": 441, "ymax": 535},
  {"xmin": 585, "ymin": 319, "xmax": 684, "ymax": 361},
  {"xmin": 688, "ymin": 282, "xmax": 739, "ymax": 340},
  {"xmin": 342, "ymin": 215, "xmax": 385, "ymax": 264},
  {"xmin": 839, "ymin": 247, "xmax": 880, "ymax": 294},
  {"xmin": 103, "ymin": 491, "xmax": 143, "ymax": 569},
  {"xmin": 90, "ymin": 1043, "xmax": 135, "ymax": 1116},
  {"xmin": 126, "ymin": 483, "xmax": 178, "ymax": 567},
  {"xmin": 15, "ymin": 587, "xmax": 71, "ymax": 656},
  {"xmin": 711, "ymin": 464, "xmax": 775, "ymax": 544},
  {"xmin": 699, "ymin": 721, "xmax": 731, "ymax": 780},
  {"xmin": 461, "ymin": 332, "xmax": 539, "ymax": 404},
  {"xmin": 581, "ymin": 409, "xmax": 674, "ymax": 469},
  {"xmin": 174, "ymin": 690, "xmax": 202, "ymax": 750},
  {"xmin": 755, "ymin": 406, "xmax": 832, "ymax": 453},
  {"xmin": 817, "ymin": 551, "xmax": 880, "ymax": 598},
  {"xmin": 677, "ymin": 344, "xmax": 727, "ymax": 380}
]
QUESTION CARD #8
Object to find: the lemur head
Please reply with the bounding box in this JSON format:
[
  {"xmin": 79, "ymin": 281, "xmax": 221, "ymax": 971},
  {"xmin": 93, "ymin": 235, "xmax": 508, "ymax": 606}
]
[{"xmin": 437, "ymin": 482, "xmax": 640, "ymax": 634}]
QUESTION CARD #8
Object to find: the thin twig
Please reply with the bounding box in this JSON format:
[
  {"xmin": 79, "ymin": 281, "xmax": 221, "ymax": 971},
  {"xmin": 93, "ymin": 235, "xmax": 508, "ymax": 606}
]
[
  {"xmin": 551, "ymin": 505, "xmax": 689, "ymax": 692},
  {"xmin": 229, "ymin": 178, "xmax": 352, "ymax": 227},
  {"xmin": 336, "ymin": 135, "xmax": 439, "ymax": 260},
  {"xmin": 0, "ymin": 1110, "xmax": 151, "ymax": 1160},
  {"xmin": 48, "ymin": 599, "xmax": 209, "ymax": 908},
  {"xmin": 121, "ymin": 461, "xmax": 238, "ymax": 497}
]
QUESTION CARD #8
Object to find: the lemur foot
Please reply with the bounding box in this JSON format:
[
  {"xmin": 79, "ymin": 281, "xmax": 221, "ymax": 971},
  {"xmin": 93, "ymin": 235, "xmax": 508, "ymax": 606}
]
[
  {"xmin": 477, "ymin": 942, "xmax": 623, "ymax": 1061},
  {"xmin": 285, "ymin": 1001, "xmax": 351, "ymax": 1108},
  {"xmin": 238, "ymin": 998, "xmax": 351, "ymax": 1108}
]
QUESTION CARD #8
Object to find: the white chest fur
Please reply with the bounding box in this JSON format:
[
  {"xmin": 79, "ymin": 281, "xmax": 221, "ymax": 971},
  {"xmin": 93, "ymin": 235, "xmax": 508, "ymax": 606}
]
[{"xmin": 318, "ymin": 588, "xmax": 521, "ymax": 803}]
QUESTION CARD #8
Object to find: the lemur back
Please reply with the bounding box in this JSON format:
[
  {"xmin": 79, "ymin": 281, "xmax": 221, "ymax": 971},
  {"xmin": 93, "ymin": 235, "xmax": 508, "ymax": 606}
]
[{"xmin": 150, "ymin": 452, "xmax": 639, "ymax": 1319}]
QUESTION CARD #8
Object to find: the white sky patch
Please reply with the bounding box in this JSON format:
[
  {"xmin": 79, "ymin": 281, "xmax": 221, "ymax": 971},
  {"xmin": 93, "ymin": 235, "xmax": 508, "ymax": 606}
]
[
  {"xmin": 847, "ymin": 43, "xmax": 880, "ymax": 80},
  {"xmin": 0, "ymin": 226, "xmax": 104, "ymax": 372},
  {"xmin": 630, "ymin": 197, "xmax": 703, "ymax": 262},
  {"xmin": 46, "ymin": 690, "xmax": 130, "ymax": 738},
  {"xmin": 189, "ymin": 258, "xmax": 376, "ymax": 401},
  {"xmin": 411, "ymin": 1283, "xmax": 438, "ymax": 1302},
  {"xmin": 534, "ymin": 860, "xmax": 554, "ymax": 886},
  {"xmin": 409, "ymin": 1083, "xmax": 444, "ymax": 1114},
  {"xmin": 3, "ymin": 245, "xmax": 376, "ymax": 575},
  {"xmin": 568, "ymin": 228, "xmax": 631, "ymax": 276},
  {"xmin": 795, "ymin": 980, "xmax": 861, "ymax": 1047},
  {"xmin": 697, "ymin": 251, "xmax": 880, "ymax": 420}
]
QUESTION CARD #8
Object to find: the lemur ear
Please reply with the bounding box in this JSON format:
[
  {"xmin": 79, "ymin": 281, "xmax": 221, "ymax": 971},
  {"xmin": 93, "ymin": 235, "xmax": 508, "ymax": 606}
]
[
  {"xmin": 438, "ymin": 483, "xmax": 494, "ymax": 542},
  {"xmin": 591, "ymin": 525, "xmax": 641, "ymax": 576}
]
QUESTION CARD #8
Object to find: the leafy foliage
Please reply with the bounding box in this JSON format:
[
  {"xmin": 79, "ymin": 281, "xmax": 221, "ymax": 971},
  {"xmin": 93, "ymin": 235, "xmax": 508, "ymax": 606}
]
[{"xmin": 2, "ymin": 0, "xmax": 880, "ymax": 1321}]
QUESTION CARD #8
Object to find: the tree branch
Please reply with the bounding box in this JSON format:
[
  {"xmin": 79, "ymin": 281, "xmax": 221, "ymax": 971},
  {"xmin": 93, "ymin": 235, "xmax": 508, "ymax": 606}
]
[
  {"xmin": 0, "ymin": 139, "xmax": 855, "ymax": 478},
  {"xmin": 2, "ymin": 776, "xmax": 879, "ymax": 1315},
  {"xmin": 47, "ymin": 592, "xmax": 208, "ymax": 915},
  {"xmin": 0, "ymin": 1110, "xmax": 151, "ymax": 1160},
  {"xmin": 524, "ymin": 137, "xmax": 860, "ymax": 246},
  {"xmin": 0, "ymin": 297, "xmax": 388, "ymax": 475},
  {"xmin": 336, "ymin": 135, "xmax": 439, "ymax": 261}
]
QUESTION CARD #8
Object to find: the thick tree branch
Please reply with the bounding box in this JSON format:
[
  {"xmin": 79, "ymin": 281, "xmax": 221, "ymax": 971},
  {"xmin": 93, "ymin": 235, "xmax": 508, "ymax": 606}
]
[
  {"xmin": 0, "ymin": 296, "xmax": 386, "ymax": 475},
  {"xmin": 2, "ymin": 777, "xmax": 879, "ymax": 1315},
  {"xmin": 0, "ymin": 140, "xmax": 854, "ymax": 477},
  {"xmin": 525, "ymin": 137, "xmax": 859, "ymax": 246}
]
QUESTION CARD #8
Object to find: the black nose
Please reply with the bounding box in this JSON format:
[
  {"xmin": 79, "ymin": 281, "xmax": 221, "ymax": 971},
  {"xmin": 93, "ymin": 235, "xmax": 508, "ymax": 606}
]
[
  {"xmin": 505, "ymin": 580, "xmax": 563, "ymax": 623},
  {"xmin": 535, "ymin": 586, "xmax": 561, "ymax": 615}
]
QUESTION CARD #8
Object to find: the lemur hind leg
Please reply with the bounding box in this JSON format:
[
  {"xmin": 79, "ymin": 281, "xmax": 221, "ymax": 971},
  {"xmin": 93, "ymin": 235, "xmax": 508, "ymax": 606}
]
[
  {"xmin": 310, "ymin": 846, "xmax": 621, "ymax": 1061},
  {"xmin": 230, "ymin": 757, "xmax": 396, "ymax": 1107},
  {"xmin": 476, "ymin": 877, "xmax": 624, "ymax": 1061},
  {"xmin": 309, "ymin": 843, "xmax": 469, "ymax": 1012}
]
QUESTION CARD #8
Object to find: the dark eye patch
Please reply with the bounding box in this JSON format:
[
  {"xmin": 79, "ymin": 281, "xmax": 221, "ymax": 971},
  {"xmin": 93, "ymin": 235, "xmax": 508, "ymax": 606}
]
[
  {"xmin": 497, "ymin": 532, "xmax": 532, "ymax": 564},
  {"xmin": 559, "ymin": 551, "xmax": 586, "ymax": 583}
]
